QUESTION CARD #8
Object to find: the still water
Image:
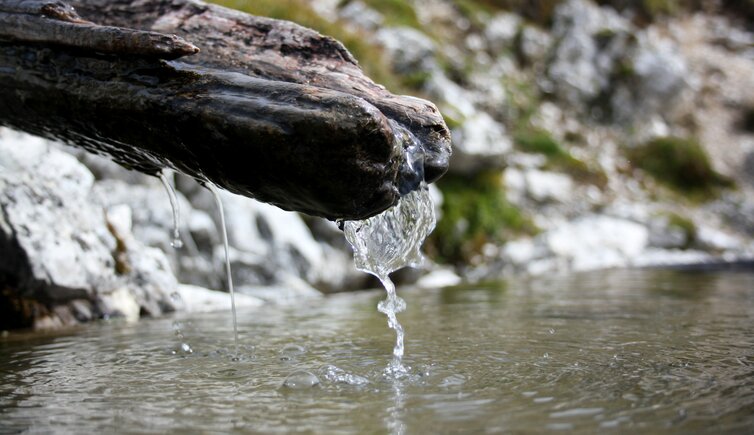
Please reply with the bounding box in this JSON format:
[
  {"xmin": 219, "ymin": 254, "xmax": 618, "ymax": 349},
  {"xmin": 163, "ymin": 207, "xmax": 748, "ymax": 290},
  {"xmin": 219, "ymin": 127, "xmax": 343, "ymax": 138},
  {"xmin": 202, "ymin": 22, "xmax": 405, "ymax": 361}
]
[{"xmin": 1, "ymin": 269, "xmax": 753, "ymax": 433}]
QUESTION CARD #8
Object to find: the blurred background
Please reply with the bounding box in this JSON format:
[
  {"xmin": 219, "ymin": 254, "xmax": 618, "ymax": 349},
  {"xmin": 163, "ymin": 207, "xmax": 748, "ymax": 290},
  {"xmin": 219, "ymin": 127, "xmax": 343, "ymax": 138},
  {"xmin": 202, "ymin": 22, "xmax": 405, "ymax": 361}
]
[{"xmin": 2, "ymin": 0, "xmax": 753, "ymax": 328}]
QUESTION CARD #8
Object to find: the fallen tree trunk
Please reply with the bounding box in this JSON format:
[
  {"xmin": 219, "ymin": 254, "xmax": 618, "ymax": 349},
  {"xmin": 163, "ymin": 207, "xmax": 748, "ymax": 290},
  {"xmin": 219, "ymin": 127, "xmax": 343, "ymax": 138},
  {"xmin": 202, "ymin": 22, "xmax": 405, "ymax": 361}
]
[{"xmin": 0, "ymin": 0, "xmax": 451, "ymax": 220}]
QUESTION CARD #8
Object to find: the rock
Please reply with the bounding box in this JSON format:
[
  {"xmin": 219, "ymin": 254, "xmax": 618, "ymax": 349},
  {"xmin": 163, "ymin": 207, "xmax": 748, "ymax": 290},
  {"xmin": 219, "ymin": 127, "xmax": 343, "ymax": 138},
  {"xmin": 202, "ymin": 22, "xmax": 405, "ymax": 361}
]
[
  {"xmin": 632, "ymin": 249, "xmax": 713, "ymax": 268},
  {"xmin": 416, "ymin": 269, "xmax": 462, "ymax": 288},
  {"xmin": 501, "ymin": 238, "xmax": 549, "ymax": 266},
  {"xmin": 425, "ymin": 70, "xmax": 477, "ymax": 120},
  {"xmin": 174, "ymin": 284, "xmax": 263, "ymax": 313},
  {"xmin": 525, "ymin": 170, "xmax": 574, "ymax": 203},
  {"xmin": 376, "ymin": 26, "xmax": 438, "ymax": 74},
  {"xmin": 547, "ymin": 0, "xmax": 633, "ymax": 109},
  {"xmin": 0, "ymin": 131, "xmax": 180, "ymax": 328},
  {"xmin": 504, "ymin": 168, "xmax": 574, "ymax": 203},
  {"xmin": 338, "ymin": 0, "xmax": 384, "ymax": 32},
  {"xmin": 647, "ymin": 215, "xmax": 692, "ymax": 249},
  {"xmin": 104, "ymin": 205, "xmax": 180, "ymax": 318},
  {"xmin": 547, "ymin": 0, "xmax": 687, "ymax": 122},
  {"xmin": 545, "ymin": 215, "xmax": 649, "ymax": 271},
  {"xmin": 450, "ymin": 112, "xmax": 513, "ymax": 173},
  {"xmin": 696, "ymin": 226, "xmax": 742, "ymax": 252},
  {"xmin": 93, "ymin": 179, "xmax": 192, "ymax": 257},
  {"xmin": 0, "ymin": 137, "xmax": 116, "ymax": 305},
  {"xmin": 519, "ymin": 25, "xmax": 552, "ymax": 64},
  {"xmin": 611, "ymin": 30, "xmax": 688, "ymax": 123},
  {"xmin": 485, "ymin": 12, "xmax": 521, "ymax": 54}
]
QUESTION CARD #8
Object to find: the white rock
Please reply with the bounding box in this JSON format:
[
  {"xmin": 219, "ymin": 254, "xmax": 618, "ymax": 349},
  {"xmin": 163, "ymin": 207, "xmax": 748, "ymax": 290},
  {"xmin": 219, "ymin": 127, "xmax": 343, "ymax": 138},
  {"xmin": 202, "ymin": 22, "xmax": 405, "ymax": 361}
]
[
  {"xmin": 416, "ymin": 269, "xmax": 462, "ymax": 288},
  {"xmin": 376, "ymin": 26, "xmax": 437, "ymax": 74},
  {"xmin": 545, "ymin": 215, "xmax": 649, "ymax": 270},
  {"xmin": 99, "ymin": 288, "xmax": 140, "ymax": 322},
  {"xmin": 525, "ymin": 170, "xmax": 574, "ymax": 203},
  {"xmin": 519, "ymin": 25, "xmax": 553, "ymax": 63},
  {"xmin": 485, "ymin": 12, "xmax": 521, "ymax": 54},
  {"xmin": 697, "ymin": 226, "xmax": 742, "ymax": 251},
  {"xmin": 632, "ymin": 249, "xmax": 712, "ymax": 267},
  {"xmin": 338, "ymin": 0, "xmax": 384, "ymax": 31},
  {"xmin": 501, "ymin": 238, "xmax": 546, "ymax": 265},
  {"xmin": 450, "ymin": 112, "xmax": 512, "ymax": 173},
  {"xmin": 0, "ymin": 132, "xmax": 180, "ymax": 323},
  {"xmin": 175, "ymin": 284, "xmax": 263, "ymax": 313},
  {"xmin": 426, "ymin": 70, "xmax": 478, "ymax": 120}
]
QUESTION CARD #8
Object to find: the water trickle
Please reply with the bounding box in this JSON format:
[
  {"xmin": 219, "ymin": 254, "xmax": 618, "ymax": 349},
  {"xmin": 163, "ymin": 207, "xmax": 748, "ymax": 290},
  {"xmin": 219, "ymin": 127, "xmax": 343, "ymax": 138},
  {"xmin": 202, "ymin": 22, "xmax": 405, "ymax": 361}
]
[
  {"xmin": 208, "ymin": 184, "xmax": 239, "ymax": 352},
  {"xmin": 343, "ymin": 124, "xmax": 437, "ymax": 377},
  {"xmin": 158, "ymin": 171, "xmax": 183, "ymax": 249}
]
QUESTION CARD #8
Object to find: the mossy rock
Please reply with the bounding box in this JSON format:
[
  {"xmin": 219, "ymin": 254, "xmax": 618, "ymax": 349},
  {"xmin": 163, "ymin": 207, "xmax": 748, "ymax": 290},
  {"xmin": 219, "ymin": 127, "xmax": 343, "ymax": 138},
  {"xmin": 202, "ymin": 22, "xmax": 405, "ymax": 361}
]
[
  {"xmin": 627, "ymin": 136, "xmax": 734, "ymax": 199},
  {"xmin": 427, "ymin": 171, "xmax": 537, "ymax": 265},
  {"xmin": 666, "ymin": 212, "xmax": 697, "ymax": 249},
  {"xmin": 514, "ymin": 128, "xmax": 608, "ymax": 187}
]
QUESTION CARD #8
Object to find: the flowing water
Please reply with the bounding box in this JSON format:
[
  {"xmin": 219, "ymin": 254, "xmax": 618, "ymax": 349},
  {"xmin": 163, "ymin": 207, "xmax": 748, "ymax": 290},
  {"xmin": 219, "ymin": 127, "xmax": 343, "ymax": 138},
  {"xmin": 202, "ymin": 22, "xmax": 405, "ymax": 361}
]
[
  {"xmin": 158, "ymin": 171, "xmax": 184, "ymax": 249},
  {"xmin": 343, "ymin": 187, "xmax": 436, "ymax": 378},
  {"xmin": 207, "ymin": 183, "xmax": 239, "ymax": 352},
  {"xmin": 1, "ymin": 269, "xmax": 753, "ymax": 433}
]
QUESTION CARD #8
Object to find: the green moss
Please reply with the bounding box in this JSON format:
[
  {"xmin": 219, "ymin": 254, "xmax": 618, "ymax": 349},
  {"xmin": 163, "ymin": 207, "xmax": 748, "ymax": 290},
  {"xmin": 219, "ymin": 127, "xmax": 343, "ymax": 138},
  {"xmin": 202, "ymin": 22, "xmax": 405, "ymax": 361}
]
[
  {"xmin": 442, "ymin": 112, "xmax": 463, "ymax": 130},
  {"xmin": 427, "ymin": 171, "xmax": 537, "ymax": 265},
  {"xmin": 210, "ymin": 0, "xmax": 409, "ymax": 94},
  {"xmin": 453, "ymin": 0, "xmax": 563, "ymax": 27},
  {"xmin": 627, "ymin": 136, "xmax": 734, "ymax": 199},
  {"xmin": 341, "ymin": 0, "xmax": 422, "ymax": 29},
  {"xmin": 641, "ymin": 0, "xmax": 679, "ymax": 18},
  {"xmin": 666, "ymin": 212, "xmax": 697, "ymax": 249},
  {"xmin": 514, "ymin": 128, "xmax": 564, "ymax": 157},
  {"xmin": 514, "ymin": 128, "xmax": 608, "ymax": 187}
]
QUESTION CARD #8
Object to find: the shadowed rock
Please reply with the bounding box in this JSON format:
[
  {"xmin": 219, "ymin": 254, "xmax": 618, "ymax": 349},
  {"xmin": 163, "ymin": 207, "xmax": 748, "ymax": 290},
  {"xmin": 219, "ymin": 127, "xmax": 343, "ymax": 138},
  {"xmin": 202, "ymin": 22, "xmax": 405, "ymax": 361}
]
[{"xmin": 0, "ymin": 0, "xmax": 451, "ymax": 220}]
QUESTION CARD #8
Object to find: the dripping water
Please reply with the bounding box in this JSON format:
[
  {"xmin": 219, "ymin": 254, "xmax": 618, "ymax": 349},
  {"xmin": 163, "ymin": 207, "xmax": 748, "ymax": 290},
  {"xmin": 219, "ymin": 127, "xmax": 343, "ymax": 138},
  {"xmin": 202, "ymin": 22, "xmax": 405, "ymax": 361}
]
[
  {"xmin": 208, "ymin": 183, "xmax": 239, "ymax": 352},
  {"xmin": 158, "ymin": 171, "xmax": 183, "ymax": 249},
  {"xmin": 343, "ymin": 123, "xmax": 436, "ymax": 377}
]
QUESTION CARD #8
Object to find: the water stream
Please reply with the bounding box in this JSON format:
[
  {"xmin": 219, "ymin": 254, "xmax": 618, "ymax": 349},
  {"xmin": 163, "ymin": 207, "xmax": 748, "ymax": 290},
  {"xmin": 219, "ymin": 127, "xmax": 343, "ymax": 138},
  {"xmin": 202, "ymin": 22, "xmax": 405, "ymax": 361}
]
[
  {"xmin": 158, "ymin": 171, "xmax": 184, "ymax": 249},
  {"xmin": 207, "ymin": 183, "xmax": 239, "ymax": 352}
]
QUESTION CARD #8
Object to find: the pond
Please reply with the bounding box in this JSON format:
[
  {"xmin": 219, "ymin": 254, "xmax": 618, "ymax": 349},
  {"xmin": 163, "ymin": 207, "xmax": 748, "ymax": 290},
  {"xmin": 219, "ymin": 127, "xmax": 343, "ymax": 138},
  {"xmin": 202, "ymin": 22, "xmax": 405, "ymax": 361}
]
[{"xmin": 1, "ymin": 269, "xmax": 753, "ymax": 433}]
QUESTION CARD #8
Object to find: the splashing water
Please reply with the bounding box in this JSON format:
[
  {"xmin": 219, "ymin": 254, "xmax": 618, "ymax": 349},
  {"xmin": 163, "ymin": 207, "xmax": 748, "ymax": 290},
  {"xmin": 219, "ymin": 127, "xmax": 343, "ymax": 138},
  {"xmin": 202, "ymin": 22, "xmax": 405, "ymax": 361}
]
[
  {"xmin": 208, "ymin": 184, "xmax": 239, "ymax": 352},
  {"xmin": 158, "ymin": 171, "xmax": 183, "ymax": 249},
  {"xmin": 343, "ymin": 183, "xmax": 436, "ymax": 377}
]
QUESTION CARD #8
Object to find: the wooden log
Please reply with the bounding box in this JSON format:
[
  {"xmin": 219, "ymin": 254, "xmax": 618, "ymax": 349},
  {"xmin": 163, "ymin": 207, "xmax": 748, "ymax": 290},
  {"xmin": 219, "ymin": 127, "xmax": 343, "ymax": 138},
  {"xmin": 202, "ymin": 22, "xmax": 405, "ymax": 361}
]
[{"xmin": 0, "ymin": 0, "xmax": 451, "ymax": 220}]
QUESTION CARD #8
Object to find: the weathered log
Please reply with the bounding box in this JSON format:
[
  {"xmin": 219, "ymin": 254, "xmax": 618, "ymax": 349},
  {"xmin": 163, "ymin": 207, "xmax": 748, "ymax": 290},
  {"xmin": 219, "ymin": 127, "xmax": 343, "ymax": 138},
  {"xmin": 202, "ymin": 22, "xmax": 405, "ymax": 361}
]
[{"xmin": 0, "ymin": 0, "xmax": 451, "ymax": 220}]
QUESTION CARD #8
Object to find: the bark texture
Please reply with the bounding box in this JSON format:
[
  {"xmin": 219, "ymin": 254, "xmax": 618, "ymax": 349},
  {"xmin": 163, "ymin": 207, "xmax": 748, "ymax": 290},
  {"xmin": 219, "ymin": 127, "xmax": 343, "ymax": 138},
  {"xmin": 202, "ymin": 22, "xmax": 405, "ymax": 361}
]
[{"xmin": 0, "ymin": 0, "xmax": 451, "ymax": 220}]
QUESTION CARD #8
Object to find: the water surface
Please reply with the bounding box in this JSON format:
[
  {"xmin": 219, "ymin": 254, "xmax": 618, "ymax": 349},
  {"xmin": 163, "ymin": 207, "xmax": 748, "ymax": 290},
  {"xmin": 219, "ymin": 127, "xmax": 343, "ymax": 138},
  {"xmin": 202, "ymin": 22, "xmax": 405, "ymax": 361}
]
[{"xmin": 1, "ymin": 269, "xmax": 753, "ymax": 433}]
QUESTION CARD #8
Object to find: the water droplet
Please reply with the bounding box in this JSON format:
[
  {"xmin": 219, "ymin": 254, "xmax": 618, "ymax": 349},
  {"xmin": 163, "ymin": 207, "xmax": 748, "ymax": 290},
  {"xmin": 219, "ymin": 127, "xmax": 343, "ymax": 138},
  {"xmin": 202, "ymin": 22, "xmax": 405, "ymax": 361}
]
[
  {"xmin": 282, "ymin": 370, "xmax": 320, "ymax": 389},
  {"xmin": 279, "ymin": 344, "xmax": 306, "ymax": 361},
  {"xmin": 439, "ymin": 374, "xmax": 467, "ymax": 387}
]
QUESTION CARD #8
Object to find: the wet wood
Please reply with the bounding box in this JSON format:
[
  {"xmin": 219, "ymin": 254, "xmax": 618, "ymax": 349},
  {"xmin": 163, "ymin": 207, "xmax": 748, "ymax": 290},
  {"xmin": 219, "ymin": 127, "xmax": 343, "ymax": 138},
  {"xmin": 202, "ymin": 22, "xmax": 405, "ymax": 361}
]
[{"xmin": 0, "ymin": 0, "xmax": 451, "ymax": 220}]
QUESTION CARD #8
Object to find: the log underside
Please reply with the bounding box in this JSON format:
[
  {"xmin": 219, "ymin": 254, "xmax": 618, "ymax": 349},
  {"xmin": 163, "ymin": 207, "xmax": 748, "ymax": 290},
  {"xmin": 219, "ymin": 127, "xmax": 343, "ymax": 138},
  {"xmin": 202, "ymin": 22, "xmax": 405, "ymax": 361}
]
[{"xmin": 0, "ymin": 0, "xmax": 451, "ymax": 220}]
